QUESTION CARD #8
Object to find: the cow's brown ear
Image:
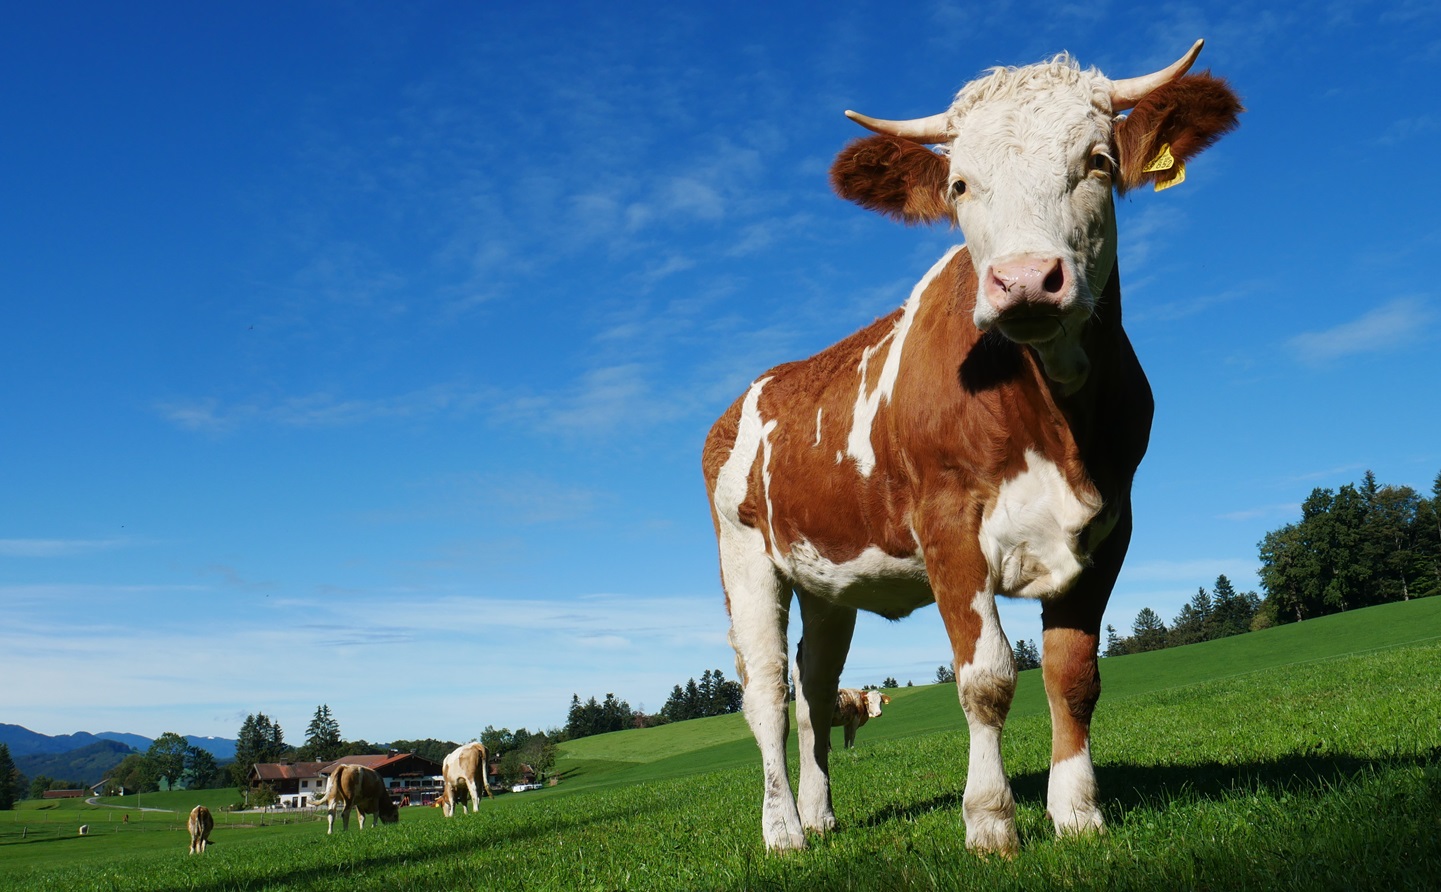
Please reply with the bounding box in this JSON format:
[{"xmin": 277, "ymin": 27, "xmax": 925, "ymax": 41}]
[
  {"xmin": 830, "ymin": 134, "xmax": 952, "ymax": 225},
  {"xmin": 1115, "ymin": 73, "xmax": 1242, "ymax": 194}
]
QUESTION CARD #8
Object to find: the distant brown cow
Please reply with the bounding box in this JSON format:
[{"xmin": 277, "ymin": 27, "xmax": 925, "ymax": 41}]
[
  {"xmin": 439, "ymin": 742, "xmax": 493, "ymax": 817},
  {"xmin": 317, "ymin": 764, "xmax": 399, "ymax": 833},
  {"xmin": 833, "ymin": 689, "xmax": 890, "ymax": 748},
  {"xmin": 187, "ymin": 805, "xmax": 213, "ymax": 853}
]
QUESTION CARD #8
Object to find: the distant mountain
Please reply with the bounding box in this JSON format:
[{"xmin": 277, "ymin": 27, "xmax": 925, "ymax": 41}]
[
  {"xmin": 182, "ymin": 736, "xmax": 236, "ymax": 761},
  {"xmin": 93, "ymin": 731, "xmax": 152, "ymax": 751},
  {"xmin": 0, "ymin": 724, "xmax": 236, "ymax": 761},
  {"xmin": 14, "ymin": 739, "xmax": 137, "ymax": 786}
]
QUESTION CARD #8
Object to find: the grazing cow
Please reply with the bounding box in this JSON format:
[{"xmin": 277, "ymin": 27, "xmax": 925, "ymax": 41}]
[
  {"xmin": 439, "ymin": 742, "xmax": 494, "ymax": 817},
  {"xmin": 187, "ymin": 805, "xmax": 213, "ymax": 853},
  {"xmin": 317, "ymin": 764, "xmax": 400, "ymax": 833},
  {"xmin": 832, "ymin": 689, "xmax": 890, "ymax": 749},
  {"xmin": 78, "ymin": 824, "xmax": 89, "ymax": 837},
  {"xmin": 703, "ymin": 42, "xmax": 1241, "ymax": 853}
]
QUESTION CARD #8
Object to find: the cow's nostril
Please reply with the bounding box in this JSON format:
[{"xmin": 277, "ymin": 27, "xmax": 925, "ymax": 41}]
[{"xmin": 1042, "ymin": 261, "xmax": 1065, "ymax": 295}]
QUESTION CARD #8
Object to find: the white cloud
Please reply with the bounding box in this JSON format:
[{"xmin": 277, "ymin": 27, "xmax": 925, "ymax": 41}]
[
  {"xmin": 1217, "ymin": 503, "xmax": 1298, "ymax": 522},
  {"xmin": 155, "ymin": 384, "xmax": 492, "ymax": 433},
  {"xmin": 0, "ymin": 538, "xmax": 130, "ymax": 557},
  {"xmin": 1286, "ymin": 297, "xmax": 1435, "ymax": 364}
]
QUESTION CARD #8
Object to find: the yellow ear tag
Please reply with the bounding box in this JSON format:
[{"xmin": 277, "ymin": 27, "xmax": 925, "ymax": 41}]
[
  {"xmin": 1154, "ymin": 162, "xmax": 1187, "ymax": 191},
  {"xmin": 1143, "ymin": 143, "xmax": 1176, "ymax": 172}
]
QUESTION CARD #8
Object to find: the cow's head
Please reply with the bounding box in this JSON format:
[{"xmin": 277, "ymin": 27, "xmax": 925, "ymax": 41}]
[
  {"xmin": 380, "ymin": 797, "xmax": 401, "ymax": 823},
  {"xmin": 864, "ymin": 690, "xmax": 891, "ymax": 718},
  {"xmin": 830, "ymin": 41, "xmax": 1241, "ymax": 391}
]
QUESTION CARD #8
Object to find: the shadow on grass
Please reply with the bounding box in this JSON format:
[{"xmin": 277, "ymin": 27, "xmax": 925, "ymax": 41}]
[{"xmin": 857, "ymin": 745, "xmax": 1441, "ymax": 834}]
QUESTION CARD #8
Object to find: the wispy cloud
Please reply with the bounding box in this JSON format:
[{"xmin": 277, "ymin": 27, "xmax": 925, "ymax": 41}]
[
  {"xmin": 1286, "ymin": 297, "xmax": 1435, "ymax": 364},
  {"xmin": 1217, "ymin": 503, "xmax": 1298, "ymax": 522},
  {"xmin": 155, "ymin": 384, "xmax": 492, "ymax": 433},
  {"xmin": 1372, "ymin": 114, "xmax": 1440, "ymax": 147},
  {"xmin": 0, "ymin": 538, "xmax": 131, "ymax": 558}
]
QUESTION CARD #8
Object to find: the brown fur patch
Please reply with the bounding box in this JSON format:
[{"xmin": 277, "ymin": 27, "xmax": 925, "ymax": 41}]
[
  {"xmin": 830, "ymin": 135, "xmax": 952, "ymax": 225},
  {"xmin": 1115, "ymin": 73, "xmax": 1243, "ymax": 194},
  {"xmin": 960, "ymin": 670, "xmax": 1015, "ymax": 728},
  {"xmin": 1041, "ymin": 626, "xmax": 1101, "ymax": 759}
]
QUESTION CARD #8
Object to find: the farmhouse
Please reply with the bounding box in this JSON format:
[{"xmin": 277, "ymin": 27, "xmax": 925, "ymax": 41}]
[{"xmin": 248, "ymin": 752, "xmax": 495, "ymax": 808}]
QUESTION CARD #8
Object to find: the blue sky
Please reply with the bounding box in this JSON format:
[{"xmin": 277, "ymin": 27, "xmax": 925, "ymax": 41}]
[{"xmin": 4, "ymin": 1, "xmax": 1438, "ymax": 746}]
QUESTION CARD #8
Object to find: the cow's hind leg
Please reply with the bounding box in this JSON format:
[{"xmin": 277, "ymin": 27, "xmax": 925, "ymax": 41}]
[
  {"xmin": 465, "ymin": 778, "xmax": 482, "ymax": 814},
  {"xmin": 793, "ymin": 593, "xmax": 856, "ymax": 835},
  {"xmin": 724, "ymin": 545, "xmax": 804, "ymax": 851}
]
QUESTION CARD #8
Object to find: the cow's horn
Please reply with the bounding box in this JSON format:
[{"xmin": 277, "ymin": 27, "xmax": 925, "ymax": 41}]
[
  {"xmin": 844, "ymin": 109, "xmax": 953, "ymax": 144},
  {"xmin": 1109, "ymin": 39, "xmax": 1205, "ymax": 111}
]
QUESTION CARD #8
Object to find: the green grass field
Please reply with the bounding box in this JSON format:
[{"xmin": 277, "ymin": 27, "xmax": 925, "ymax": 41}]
[{"xmin": 4, "ymin": 597, "xmax": 1438, "ymax": 891}]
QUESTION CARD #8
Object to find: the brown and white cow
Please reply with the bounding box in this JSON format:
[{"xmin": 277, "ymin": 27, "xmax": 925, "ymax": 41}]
[
  {"xmin": 187, "ymin": 805, "xmax": 213, "ymax": 853},
  {"xmin": 317, "ymin": 763, "xmax": 400, "ymax": 834},
  {"xmin": 833, "ymin": 688, "xmax": 890, "ymax": 749},
  {"xmin": 703, "ymin": 42, "xmax": 1240, "ymax": 853},
  {"xmin": 439, "ymin": 741, "xmax": 494, "ymax": 817}
]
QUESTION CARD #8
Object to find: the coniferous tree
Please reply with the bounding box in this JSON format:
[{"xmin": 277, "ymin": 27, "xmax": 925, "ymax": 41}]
[
  {"xmin": 1129, "ymin": 608, "xmax": 1168, "ymax": 653},
  {"xmin": 1103, "ymin": 624, "xmax": 1128, "ymax": 657},
  {"xmin": 229, "ymin": 712, "xmax": 287, "ymax": 790},
  {"xmin": 0, "ymin": 743, "xmax": 18, "ymax": 810},
  {"xmin": 1168, "ymin": 588, "xmax": 1213, "ymax": 646},
  {"xmin": 1013, "ymin": 639, "xmax": 1041, "ymax": 671},
  {"xmin": 304, "ymin": 705, "xmax": 344, "ymax": 761},
  {"xmin": 1208, "ymin": 575, "xmax": 1259, "ymax": 639}
]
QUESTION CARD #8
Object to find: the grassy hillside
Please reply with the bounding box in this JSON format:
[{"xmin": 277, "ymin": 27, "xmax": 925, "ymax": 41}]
[
  {"xmin": 552, "ymin": 596, "xmax": 1441, "ymax": 791},
  {"xmin": 3, "ymin": 597, "xmax": 1437, "ymax": 891}
]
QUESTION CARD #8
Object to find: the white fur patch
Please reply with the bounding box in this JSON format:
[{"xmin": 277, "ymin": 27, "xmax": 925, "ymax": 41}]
[
  {"xmin": 845, "ymin": 247, "xmax": 960, "ymax": 476},
  {"xmin": 782, "ymin": 539, "xmax": 932, "ymax": 619},
  {"xmin": 979, "ymin": 449, "xmax": 1103, "ymax": 599},
  {"xmin": 1047, "ymin": 748, "xmax": 1103, "ymax": 835},
  {"xmin": 956, "ymin": 586, "xmax": 1019, "ymax": 852}
]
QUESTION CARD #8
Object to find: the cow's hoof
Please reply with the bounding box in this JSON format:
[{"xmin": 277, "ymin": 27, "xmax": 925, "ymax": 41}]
[
  {"xmin": 1050, "ymin": 807, "xmax": 1105, "ymax": 838},
  {"xmin": 965, "ymin": 822, "xmax": 1019, "ymax": 858},
  {"xmin": 763, "ymin": 830, "xmax": 808, "ymax": 853}
]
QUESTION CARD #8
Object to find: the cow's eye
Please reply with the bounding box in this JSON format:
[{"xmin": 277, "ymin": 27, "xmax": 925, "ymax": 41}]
[
  {"xmin": 1089, "ymin": 152, "xmax": 1115, "ymax": 177},
  {"xmin": 951, "ymin": 179, "xmax": 968, "ymax": 198}
]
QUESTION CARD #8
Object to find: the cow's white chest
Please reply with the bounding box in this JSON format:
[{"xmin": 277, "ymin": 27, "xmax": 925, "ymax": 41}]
[
  {"xmin": 979, "ymin": 450, "xmax": 1105, "ymax": 599},
  {"xmin": 782, "ymin": 539, "xmax": 933, "ymax": 619}
]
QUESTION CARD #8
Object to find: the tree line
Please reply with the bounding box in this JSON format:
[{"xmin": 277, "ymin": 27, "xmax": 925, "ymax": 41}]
[
  {"xmin": 1105, "ymin": 574, "xmax": 1262, "ymax": 656},
  {"xmin": 1258, "ymin": 470, "xmax": 1441, "ymax": 622},
  {"xmin": 1103, "ymin": 468, "xmax": 1440, "ymax": 657},
  {"xmin": 562, "ymin": 668, "xmax": 750, "ymax": 740}
]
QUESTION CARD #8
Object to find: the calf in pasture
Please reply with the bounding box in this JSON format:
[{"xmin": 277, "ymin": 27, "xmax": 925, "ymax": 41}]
[
  {"xmin": 317, "ymin": 763, "xmax": 400, "ymax": 833},
  {"xmin": 187, "ymin": 805, "xmax": 213, "ymax": 853},
  {"xmin": 439, "ymin": 741, "xmax": 494, "ymax": 817},
  {"xmin": 833, "ymin": 689, "xmax": 890, "ymax": 748},
  {"xmin": 704, "ymin": 41, "xmax": 1241, "ymax": 853}
]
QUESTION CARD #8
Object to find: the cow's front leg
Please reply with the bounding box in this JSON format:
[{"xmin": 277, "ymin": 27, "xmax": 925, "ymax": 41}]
[
  {"xmin": 793, "ymin": 593, "xmax": 857, "ymax": 835},
  {"xmin": 1040, "ymin": 621, "xmax": 1104, "ymax": 835},
  {"xmin": 723, "ymin": 541, "xmax": 805, "ymax": 851},
  {"xmin": 1040, "ymin": 510, "xmax": 1129, "ymax": 837},
  {"xmin": 934, "ymin": 551, "xmax": 1018, "ymax": 854}
]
